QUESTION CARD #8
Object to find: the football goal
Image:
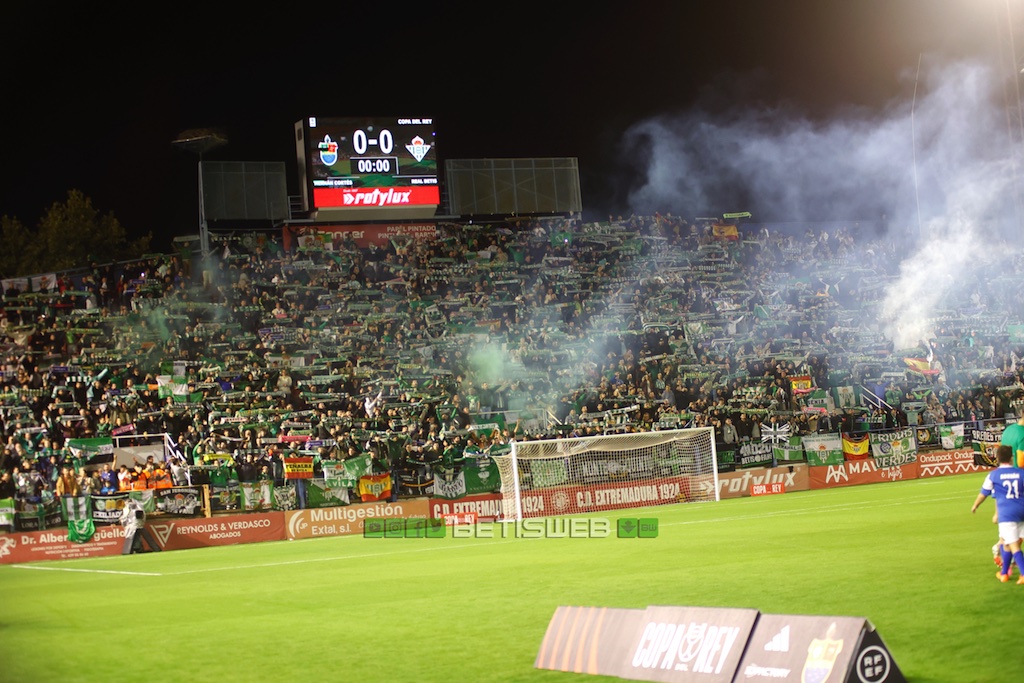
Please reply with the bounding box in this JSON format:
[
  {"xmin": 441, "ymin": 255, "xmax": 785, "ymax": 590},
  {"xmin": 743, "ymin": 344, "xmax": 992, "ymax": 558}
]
[{"xmin": 491, "ymin": 428, "xmax": 718, "ymax": 521}]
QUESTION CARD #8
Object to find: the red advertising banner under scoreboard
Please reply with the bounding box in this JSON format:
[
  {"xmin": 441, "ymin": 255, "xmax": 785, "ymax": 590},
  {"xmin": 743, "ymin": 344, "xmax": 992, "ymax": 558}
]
[
  {"xmin": 313, "ymin": 185, "xmax": 439, "ymax": 209},
  {"xmin": 285, "ymin": 222, "xmax": 438, "ymax": 250}
]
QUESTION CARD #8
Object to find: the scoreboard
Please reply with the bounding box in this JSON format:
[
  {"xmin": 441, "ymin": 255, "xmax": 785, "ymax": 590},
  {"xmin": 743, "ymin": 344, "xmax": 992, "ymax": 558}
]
[{"xmin": 295, "ymin": 116, "xmax": 439, "ymax": 213}]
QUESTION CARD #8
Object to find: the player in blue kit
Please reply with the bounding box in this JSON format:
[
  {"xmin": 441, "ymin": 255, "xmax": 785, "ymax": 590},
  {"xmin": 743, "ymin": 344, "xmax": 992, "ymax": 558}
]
[{"xmin": 972, "ymin": 445, "xmax": 1024, "ymax": 584}]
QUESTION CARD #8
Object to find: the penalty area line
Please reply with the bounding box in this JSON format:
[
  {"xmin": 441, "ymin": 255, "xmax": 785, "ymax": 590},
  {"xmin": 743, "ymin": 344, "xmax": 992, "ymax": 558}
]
[{"xmin": 11, "ymin": 565, "xmax": 163, "ymax": 577}]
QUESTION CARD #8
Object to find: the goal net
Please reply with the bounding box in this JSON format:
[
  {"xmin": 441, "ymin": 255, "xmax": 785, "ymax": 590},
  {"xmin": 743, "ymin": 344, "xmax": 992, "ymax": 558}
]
[{"xmin": 492, "ymin": 428, "xmax": 718, "ymax": 521}]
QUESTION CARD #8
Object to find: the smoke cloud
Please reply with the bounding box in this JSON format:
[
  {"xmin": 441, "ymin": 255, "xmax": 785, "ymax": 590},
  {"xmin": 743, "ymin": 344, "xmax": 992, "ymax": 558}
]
[{"xmin": 621, "ymin": 58, "xmax": 1021, "ymax": 348}]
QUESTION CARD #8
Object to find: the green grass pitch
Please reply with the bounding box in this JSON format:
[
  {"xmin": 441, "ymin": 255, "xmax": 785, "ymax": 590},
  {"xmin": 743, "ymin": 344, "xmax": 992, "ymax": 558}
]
[{"xmin": 1, "ymin": 473, "xmax": 1021, "ymax": 682}]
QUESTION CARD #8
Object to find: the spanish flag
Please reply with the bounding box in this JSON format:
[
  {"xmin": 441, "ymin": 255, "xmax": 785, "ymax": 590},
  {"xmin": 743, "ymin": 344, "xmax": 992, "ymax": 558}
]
[
  {"xmin": 790, "ymin": 375, "xmax": 813, "ymax": 394},
  {"xmin": 903, "ymin": 357, "xmax": 939, "ymax": 376},
  {"xmin": 711, "ymin": 223, "xmax": 739, "ymax": 241},
  {"xmin": 842, "ymin": 434, "xmax": 871, "ymax": 460},
  {"xmin": 358, "ymin": 474, "xmax": 392, "ymax": 502},
  {"xmin": 283, "ymin": 457, "xmax": 314, "ymax": 480}
]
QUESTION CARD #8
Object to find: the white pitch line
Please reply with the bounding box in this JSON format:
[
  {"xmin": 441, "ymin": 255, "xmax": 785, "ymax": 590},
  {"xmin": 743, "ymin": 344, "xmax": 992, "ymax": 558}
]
[{"xmin": 11, "ymin": 565, "xmax": 162, "ymax": 576}]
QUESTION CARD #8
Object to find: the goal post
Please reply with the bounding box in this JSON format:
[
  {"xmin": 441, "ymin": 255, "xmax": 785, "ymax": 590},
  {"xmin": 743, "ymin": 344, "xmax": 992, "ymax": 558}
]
[{"xmin": 492, "ymin": 427, "xmax": 719, "ymax": 522}]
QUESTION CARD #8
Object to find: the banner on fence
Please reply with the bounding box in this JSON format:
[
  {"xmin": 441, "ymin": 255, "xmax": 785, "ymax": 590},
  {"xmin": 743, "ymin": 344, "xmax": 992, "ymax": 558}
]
[
  {"xmin": 939, "ymin": 425, "xmax": 965, "ymax": 450},
  {"xmin": 305, "ymin": 479, "xmax": 349, "ymax": 508},
  {"xmin": 802, "ymin": 434, "xmax": 844, "ymax": 466},
  {"xmin": 239, "ymin": 481, "xmax": 275, "ymax": 512},
  {"xmin": 283, "ymin": 457, "xmax": 314, "ymax": 480},
  {"xmin": 772, "ymin": 437, "xmax": 805, "ymax": 463},
  {"xmin": 869, "ymin": 428, "xmax": 918, "ymax": 469},
  {"xmin": 358, "ymin": 474, "xmax": 392, "ymax": 502},
  {"xmin": 842, "ymin": 434, "xmax": 871, "ymax": 460},
  {"xmin": 431, "ymin": 458, "xmax": 501, "ymax": 500}
]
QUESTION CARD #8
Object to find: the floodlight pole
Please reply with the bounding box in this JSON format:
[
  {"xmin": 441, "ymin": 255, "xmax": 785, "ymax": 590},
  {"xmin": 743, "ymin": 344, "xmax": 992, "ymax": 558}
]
[
  {"xmin": 198, "ymin": 159, "xmax": 210, "ymax": 259},
  {"xmin": 172, "ymin": 130, "xmax": 228, "ymax": 261}
]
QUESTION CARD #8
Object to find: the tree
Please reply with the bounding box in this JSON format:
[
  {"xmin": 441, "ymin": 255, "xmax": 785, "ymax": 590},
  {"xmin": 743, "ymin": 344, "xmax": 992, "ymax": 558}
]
[
  {"xmin": 0, "ymin": 214, "xmax": 40, "ymax": 277},
  {"xmin": 33, "ymin": 190, "xmax": 151, "ymax": 274}
]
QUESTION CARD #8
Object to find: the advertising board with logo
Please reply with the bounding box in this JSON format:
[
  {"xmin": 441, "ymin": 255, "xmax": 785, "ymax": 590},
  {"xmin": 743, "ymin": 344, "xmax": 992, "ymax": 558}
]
[
  {"xmin": 286, "ymin": 223, "xmax": 438, "ymax": 250},
  {"xmin": 536, "ymin": 604, "xmax": 759, "ymax": 682},
  {"xmin": 809, "ymin": 459, "xmax": 919, "ymax": 490},
  {"xmin": 737, "ymin": 613, "xmax": 905, "ymax": 682},
  {"xmin": 429, "ymin": 493, "xmax": 503, "ymax": 521},
  {"xmin": 698, "ymin": 465, "xmax": 809, "ymax": 500},
  {"xmin": 145, "ymin": 513, "xmax": 285, "ymax": 551},
  {"xmin": 535, "ymin": 605, "xmax": 905, "ymax": 683},
  {"xmin": 916, "ymin": 449, "xmax": 988, "ymax": 479},
  {"xmin": 621, "ymin": 605, "xmax": 759, "ymax": 682},
  {"xmin": 284, "ymin": 498, "xmax": 430, "ymax": 540},
  {"xmin": 0, "ymin": 525, "xmax": 124, "ymax": 564},
  {"xmin": 534, "ymin": 606, "xmax": 648, "ymax": 677},
  {"xmin": 514, "ymin": 475, "xmax": 695, "ymax": 518}
]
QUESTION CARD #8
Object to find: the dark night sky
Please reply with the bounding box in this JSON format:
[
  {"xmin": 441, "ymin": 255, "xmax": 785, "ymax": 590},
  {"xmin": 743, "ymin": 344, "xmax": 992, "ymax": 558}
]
[{"xmin": 0, "ymin": 0, "xmax": 1009, "ymax": 250}]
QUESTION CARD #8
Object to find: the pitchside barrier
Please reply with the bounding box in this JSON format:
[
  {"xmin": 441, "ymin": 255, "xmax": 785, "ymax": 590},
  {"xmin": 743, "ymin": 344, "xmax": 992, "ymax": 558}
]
[
  {"xmin": 535, "ymin": 605, "xmax": 905, "ymax": 683},
  {"xmin": 0, "ymin": 498, "xmax": 431, "ymax": 563},
  {"xmin": 0, "ymin": 446, "xmax": 993, "ymax": 564}
]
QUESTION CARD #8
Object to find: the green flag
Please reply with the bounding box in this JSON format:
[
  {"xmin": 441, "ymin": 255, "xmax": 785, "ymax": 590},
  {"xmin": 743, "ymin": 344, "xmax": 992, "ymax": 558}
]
[
  {"xmin": 939, "ymin": 425, "xmax": 964, "ymax": 450},
  {"xmin": 802, "ymin": 434, "xmax": 844, "ymax": 466},
  {"xmin": 128, "ymin": 490, "xmax": 156, "ymax": 513},
  {"xmin": 63, "ymin": 496, "xmax": 95, "ymax": 543},
  {"xmin": 321, "ymin": 456, "xmax": 374, "ymax": 488},
  {"xmin": 239, "ymin": 481, "xmax": 276, "ymax": 511},
  {"xmin": 0, "ymin": 497, "xmax": 15, "ymax": 530},
  {"xmin": 773, "ymin": 436, "xmax": 805, "ymax": 463},
  {"xmin": 306, "ymin": 479, "xmax": 350, "ymax": 508}
]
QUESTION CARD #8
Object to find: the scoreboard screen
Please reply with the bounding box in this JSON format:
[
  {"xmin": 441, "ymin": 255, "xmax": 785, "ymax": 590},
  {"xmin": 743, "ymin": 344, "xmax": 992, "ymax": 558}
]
[{"xmin": 296, "ymin": 116, "xmax": 439, "ymax": 211}]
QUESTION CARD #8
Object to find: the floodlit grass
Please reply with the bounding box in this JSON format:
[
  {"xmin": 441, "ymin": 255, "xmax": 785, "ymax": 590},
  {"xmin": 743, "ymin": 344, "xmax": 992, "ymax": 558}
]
[{"xmin": 1, "ymin": 473, "xmax": 1021, "ymax": 682}]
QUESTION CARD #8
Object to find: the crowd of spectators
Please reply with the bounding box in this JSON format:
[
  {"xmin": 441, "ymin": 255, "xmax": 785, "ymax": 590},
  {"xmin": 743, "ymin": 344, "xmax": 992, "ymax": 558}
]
[{"xmin": 1, "ymin": 214, "xmax": 1023, "ymax": 511}]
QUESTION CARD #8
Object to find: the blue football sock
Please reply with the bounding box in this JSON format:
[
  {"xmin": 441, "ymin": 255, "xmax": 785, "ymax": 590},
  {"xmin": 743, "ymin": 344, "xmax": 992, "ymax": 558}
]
[
  {"xmin": 1013, "ymin": 551, "xmax": 1024, "ymax": 576},
  {"xmin": 1002, "ymin": 549, "xmax": 1013, "ymax": 575}
]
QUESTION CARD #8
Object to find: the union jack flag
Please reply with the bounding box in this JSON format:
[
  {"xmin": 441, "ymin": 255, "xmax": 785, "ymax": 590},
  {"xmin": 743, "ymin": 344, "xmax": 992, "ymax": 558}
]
[{"xmin": 761, "ymin": 422, "xmax": 791, "ymax": 444}]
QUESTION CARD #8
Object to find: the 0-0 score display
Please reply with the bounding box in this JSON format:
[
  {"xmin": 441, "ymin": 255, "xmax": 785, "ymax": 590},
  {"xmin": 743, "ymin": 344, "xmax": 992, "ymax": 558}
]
[{"xmin": 352, "ymin": 128, "xmax": 393, "ymax": 155}]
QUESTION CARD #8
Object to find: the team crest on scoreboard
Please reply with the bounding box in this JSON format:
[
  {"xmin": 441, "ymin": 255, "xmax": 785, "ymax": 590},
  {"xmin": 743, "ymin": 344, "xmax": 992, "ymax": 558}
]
[
  {"xmin": 406, "ymin": 136, "xmax": 431, "ymax": 162},
  {"xmin": 318, "ymin": 135, "xmax": 339, "ymax": 166}
]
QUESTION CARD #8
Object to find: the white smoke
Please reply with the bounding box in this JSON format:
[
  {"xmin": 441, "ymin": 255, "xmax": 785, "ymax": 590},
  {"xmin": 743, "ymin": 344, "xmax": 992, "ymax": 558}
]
[{"xmin": 621, "ymin": 58, "xmax": 1021, "ymax": 349}]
